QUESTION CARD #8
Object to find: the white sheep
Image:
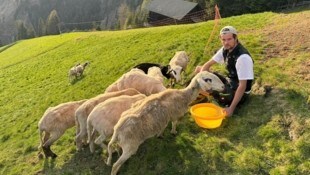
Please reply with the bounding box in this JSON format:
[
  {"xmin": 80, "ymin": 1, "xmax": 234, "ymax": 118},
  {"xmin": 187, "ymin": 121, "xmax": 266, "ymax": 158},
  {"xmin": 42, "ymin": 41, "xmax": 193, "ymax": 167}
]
[
  {"xmin": 75, "ymin": 61, "xmax": 89, "ymax": 77},
  {"xmin": 133, "ymin": 63, "xmax": 172, "ymax": 80},
  {"xmin": 87, "ymin": 94, "xmax": 146, "ymax": 153},
  {"xmin": 68, "ymin": 63, "xmax": 80, "ymax": 82},
  {"xmin": 104, "ymin": 68, "xmax": 166, "ymax": 96},
  {"xmin": 75, "ymin": 88, "xmax": 141, "ymax": 150},
  {"xmin": 106, "ymin": 71, "xmax": 225, "ymax": 175},
  {"xmin": 68, "ymin": 62, "xmax": 89, "ymax": 82},
  {"xmin": 147, "ymin": 66, "xmax": 165, "ymax": 83},
  {"xmin": 38, "ymin": 99, "xmax": 87, "ymax": 158},
  {"xmin": 169, "ymin": 51, "xmax": 190, "ymax": 86}
]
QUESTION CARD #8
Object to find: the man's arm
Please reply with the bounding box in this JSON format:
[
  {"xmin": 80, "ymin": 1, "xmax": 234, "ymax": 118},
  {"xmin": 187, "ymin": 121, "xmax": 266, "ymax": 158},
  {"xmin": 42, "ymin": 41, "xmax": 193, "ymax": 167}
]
[
  {"xmin": 225, "ymin": 80, "xmax": 247, "ymax": 116},
  {"xmin": 195, "ymin": 59, "xmax": 217, "ymax": 73}
]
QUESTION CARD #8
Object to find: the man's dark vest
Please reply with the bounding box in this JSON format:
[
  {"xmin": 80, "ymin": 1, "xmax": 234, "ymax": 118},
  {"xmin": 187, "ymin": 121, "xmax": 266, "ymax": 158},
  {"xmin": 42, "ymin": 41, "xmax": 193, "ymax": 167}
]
[{"xmin": 222, "ymin": 43, "xmax": 253, "ymax": 91}]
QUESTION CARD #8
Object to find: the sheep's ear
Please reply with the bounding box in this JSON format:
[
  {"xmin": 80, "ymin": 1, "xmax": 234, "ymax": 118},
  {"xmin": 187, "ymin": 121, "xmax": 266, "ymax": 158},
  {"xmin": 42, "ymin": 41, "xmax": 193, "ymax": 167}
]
[
  {"xmin": 170, "ymin": 70, "xmax": 177, "ymax": 76},
  {"xmin": 166, "ymin": 66, "xmax": 172, "ymax": 74}
]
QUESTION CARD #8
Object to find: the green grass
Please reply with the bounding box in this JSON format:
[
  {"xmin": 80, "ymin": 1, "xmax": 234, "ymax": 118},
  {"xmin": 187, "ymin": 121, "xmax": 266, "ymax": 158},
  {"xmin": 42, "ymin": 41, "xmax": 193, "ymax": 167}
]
[{"xmin": 0, "ymin": 10, "xmax": 309, "ymax": 175}]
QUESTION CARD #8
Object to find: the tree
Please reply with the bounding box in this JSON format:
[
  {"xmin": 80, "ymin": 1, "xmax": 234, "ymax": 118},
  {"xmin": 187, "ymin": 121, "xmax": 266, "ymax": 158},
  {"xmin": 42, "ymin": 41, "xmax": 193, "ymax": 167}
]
[
  {"xmin": 46, "ymin": 9, "xmax": 60, "ymax": 35},
  {"xmin": 37, "ymin": 17, "xmax": 46, "ymax": 36},
  {"xmin": 16, "ymin": 20, "xmax": 27, "ymax": 40},
  {"xmin": 27, "ymin": 26, "xmax": 36, "ymax": 39}
]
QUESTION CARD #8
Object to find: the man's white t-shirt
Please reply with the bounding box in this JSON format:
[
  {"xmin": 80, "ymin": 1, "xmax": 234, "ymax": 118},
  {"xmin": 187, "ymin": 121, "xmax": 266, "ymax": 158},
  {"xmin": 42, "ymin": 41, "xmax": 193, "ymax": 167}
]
[{"xmin": 212, "ymin": 47, "xmax": 254, "ymax": 80}]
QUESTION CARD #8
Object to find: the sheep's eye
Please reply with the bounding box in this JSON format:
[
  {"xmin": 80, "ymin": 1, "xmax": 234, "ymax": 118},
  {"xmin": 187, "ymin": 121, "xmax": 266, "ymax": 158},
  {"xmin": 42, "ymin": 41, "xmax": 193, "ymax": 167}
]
[{"xmin": 204, "ymin": 78, "xmax": 212, "ymax": 83}]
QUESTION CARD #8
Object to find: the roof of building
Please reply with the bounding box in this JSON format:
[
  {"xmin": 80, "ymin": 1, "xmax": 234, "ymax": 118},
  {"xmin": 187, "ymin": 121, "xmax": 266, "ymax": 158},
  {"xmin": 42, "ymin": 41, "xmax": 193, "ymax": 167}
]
[{"xmin": 148, "ymin": 0, "xmax": 198, "ymax": 20}]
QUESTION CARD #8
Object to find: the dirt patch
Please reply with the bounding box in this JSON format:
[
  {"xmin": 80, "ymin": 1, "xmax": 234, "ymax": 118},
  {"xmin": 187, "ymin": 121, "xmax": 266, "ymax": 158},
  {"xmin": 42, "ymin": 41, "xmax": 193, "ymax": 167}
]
[
  {"xmin": 262, "ymin": 11, "xmax": 310, "ymax": 59},
  {"xmin": 295, "ymin": 59, "xmax": 310, "ymax": 81}
]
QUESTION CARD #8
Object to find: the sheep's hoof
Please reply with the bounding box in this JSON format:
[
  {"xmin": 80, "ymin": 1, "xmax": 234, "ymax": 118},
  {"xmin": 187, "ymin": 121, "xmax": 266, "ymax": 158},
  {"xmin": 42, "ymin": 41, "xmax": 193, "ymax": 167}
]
[
  {"xmin": 105, "ymin": 158, "xmax": 112, "ymax": 166},
  {"xmin": 51, "ymin": 153, "xmax": 58, "ymax": 159},
  {"xmin": 170, "ymin": 130, "xmax": 177, "ymax": 135},
  {"xmin": 38, "ymin": 153, "xmax": 44, "ymax": 159}
]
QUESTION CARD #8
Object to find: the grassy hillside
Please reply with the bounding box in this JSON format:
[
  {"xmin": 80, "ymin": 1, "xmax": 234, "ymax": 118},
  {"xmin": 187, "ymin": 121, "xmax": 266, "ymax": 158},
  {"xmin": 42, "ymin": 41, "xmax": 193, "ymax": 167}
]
[{"xmin": 0, "ymin": 9, "xmax": 309, "ymax": 175}]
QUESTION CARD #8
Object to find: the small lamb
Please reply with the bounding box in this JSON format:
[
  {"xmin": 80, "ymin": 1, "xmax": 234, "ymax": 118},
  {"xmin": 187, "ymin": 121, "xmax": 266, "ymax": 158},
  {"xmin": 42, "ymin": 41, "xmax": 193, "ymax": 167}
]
[{"xmin": 68, "ymin": 61, "xmax": 89, "ymax": 82}]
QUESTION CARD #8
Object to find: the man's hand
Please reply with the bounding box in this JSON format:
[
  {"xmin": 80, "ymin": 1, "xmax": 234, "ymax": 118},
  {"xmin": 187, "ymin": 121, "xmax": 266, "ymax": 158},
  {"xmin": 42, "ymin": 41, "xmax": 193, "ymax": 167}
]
[
  {"xmin": 224, "ymin": 107, "xmax": 234, "ymax": 117},
  {"xmin": 194, "ymin": 66, "xmax": 202, "ymax": 73},
  {"xmin": 225, "ymin": 80, "xmax": 247, "ymax": 117}
]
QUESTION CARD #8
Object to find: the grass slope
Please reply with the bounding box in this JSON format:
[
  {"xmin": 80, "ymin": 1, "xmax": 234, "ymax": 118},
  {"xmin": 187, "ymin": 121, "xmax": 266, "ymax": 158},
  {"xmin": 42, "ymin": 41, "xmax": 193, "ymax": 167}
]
[{"xmin": 0, "ymin": 10, "xmax": 309, "ymax": 175}]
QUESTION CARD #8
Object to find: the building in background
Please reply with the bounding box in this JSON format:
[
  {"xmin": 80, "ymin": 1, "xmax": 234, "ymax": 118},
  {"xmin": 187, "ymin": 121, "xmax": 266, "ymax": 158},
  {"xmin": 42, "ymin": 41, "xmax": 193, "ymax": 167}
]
[{"xmin": 147, "ymin": 0, "xmax": 207, "ymax": 26}]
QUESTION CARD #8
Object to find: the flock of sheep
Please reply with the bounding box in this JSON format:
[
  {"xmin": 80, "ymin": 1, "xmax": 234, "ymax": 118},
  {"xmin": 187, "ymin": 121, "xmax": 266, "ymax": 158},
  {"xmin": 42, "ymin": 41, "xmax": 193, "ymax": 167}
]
[{"xmin": 38, "ymin": 51, "xmax": 225, "ymax": 175}]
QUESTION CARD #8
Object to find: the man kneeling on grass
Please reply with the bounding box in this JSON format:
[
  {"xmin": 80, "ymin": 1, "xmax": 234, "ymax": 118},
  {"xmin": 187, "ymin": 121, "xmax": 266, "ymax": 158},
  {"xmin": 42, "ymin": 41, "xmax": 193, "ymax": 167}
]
[{"xmin": 195, "ymin": 26, "xmax": 254, "ymax": 117}]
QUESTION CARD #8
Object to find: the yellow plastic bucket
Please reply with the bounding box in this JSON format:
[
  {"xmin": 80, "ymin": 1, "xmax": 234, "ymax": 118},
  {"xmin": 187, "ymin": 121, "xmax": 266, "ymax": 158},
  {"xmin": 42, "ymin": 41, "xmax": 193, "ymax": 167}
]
[{"xmin": 190, "ymin": 103, "xmax": 226, "ymax": 129}]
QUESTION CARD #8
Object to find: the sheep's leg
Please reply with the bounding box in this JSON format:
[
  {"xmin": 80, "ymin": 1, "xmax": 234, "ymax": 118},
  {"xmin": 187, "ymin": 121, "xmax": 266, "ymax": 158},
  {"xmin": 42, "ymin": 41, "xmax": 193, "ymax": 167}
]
[
  {"xmin": 69, "ymin": 74, "xmax": 75, "ymax": 83},
  {"xmin": 157, "ymin": 127, "xmax": 166, "ymax": 138},
  {"xmin": 107, "ymin": 142, "xmax": 114, "ymax": 166},
  {"xmin": 111, "ymin": 145, "xmax": 138, "ymax": 175},
  {"xmin": 89, "ymin": 129, "xmax": 98, "ymax": 153},
  {"xmin": 75, "ymin": 118, "xmax": 80, "ymax": 138},
  {"xmin": 75, "ymin": 132, "xmax": 83, "ymax": 151},
  {"xmin": 87, "ymin": 121, "xmax": 95, "ymax": 153},
  {"xmin": 42, "ymin": 131, "xmax": 63, "ymax": 158},
  {"xmin": 76, "ymin": 118, "xmax": 87, "ymax": 150},
  {"xmin": 170, "ymin": 78, "xmax": 176, "ymax": 88},
  {"xmin": 38, "ymin": 130, "xmax": 49, "ymax": 156},
  {"xmin": 181, "ymin": 71, "xmax": 185, "ymax": 85},
  {"xmin": 94, "ymin": 134, "xmax": 107, "ymax": 150},
  {"xmin": 171, "ymin": 120, "xmax": 178, "ymax": 135},
  {"xmin": 68, "ymin": 74, "xmax": 72, "ymax": 82}
]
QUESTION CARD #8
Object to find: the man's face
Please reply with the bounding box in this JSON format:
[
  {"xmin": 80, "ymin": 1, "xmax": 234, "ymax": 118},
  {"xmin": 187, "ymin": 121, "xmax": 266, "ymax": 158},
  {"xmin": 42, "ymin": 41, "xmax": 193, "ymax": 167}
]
[{"xmin": 220, "ymin": 33, "xmax": 237, "ymax": 51}]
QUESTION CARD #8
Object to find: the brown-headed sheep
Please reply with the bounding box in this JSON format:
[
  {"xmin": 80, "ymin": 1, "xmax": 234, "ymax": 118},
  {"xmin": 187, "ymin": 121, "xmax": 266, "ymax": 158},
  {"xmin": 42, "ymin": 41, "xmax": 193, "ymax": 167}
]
[
  {"xmin": 38, "ymin": 99, "xmax": 87, "ymax": 158},
  {"xmin": 104, "ymin": 68, "xmax": 166, "ymax": 96},
  {"xmin": 75, "ymin": 88, "xmax": 141, "ymax": 150},
  {"xmin": 106, "ymin": 71, "xmax": 225, "ymax": 175},
  {"xmin": 87, "ymin": 94, "xmax": 146, "ymax": 153}
]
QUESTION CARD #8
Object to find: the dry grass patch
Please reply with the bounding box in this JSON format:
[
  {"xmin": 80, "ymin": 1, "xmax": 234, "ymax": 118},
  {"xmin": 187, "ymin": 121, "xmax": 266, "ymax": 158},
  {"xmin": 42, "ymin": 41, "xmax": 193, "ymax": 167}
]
[{"xmin": 262, "ymin": 11, "xmax": 310, "ymax": 59}]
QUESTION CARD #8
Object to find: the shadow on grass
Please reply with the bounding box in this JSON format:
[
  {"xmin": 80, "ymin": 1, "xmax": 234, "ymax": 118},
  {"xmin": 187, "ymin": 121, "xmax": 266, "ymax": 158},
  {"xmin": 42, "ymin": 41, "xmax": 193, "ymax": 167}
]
[
  {"xmin": 39, "ymin": 132, "xmax": 205, "ymax": 174},
  {"xmin": 41, "ymin": 146, "xmax": 111, "ymax": 175},
  {"xmin": 38, "ymin": 87, "xmax": 309, "ymax": 175},
  {"xmin": 69, "ymin": 75, "xmax": 87, "ymax": 85}
]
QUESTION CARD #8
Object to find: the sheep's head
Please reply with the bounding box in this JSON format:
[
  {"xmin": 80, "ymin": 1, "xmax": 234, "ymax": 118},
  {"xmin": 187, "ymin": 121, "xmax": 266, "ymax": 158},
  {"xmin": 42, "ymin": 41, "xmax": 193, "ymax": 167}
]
[
  {"xmin": 195, "ymin": 71, "xmax": 225, "ymax": 92},
  {"xmin": 176, "ymin": 51, "xmax": 190, "ymax": 62},
  {"xmin": 83, "ymin": 61, "xmax": 90, "ymax": 68},
  {"xmin": 168, "ymin": 65, "xmax": 182, "ymax": 82}
]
